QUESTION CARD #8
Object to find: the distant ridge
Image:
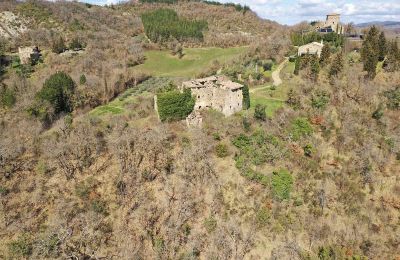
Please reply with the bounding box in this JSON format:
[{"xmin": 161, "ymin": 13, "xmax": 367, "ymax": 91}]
[{"xmin": 355, "ymin": 21, "xmax": 400, "ymax": 29}]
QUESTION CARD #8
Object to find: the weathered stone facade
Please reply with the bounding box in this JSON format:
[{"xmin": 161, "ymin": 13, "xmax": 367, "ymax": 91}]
[
  {"xmin": 18, "ymin": 46, "xmax": 40, "ymax": 65},
  {"xmin": 298, "ymin": 42, "xmax": 324, "ymax": 57},
  {"xmin": 315, "ymin": 13, "xmax": 344, "ymax": 34},
  {"xmin": 182, "ymin": 76, "xmax": 243, "ymax": 117}
]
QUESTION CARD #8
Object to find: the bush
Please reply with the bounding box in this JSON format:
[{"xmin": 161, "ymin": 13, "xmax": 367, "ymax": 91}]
[
  {"xmin": 0, "ymin": 87, "xmax": 16, "ymax": 108},
  {"xmin": 271, "ymin": 169, "xmax": 293, "ymax": 201},
  {"xmin": 69, "ymin": 37, "xmax": 85, "ymax": 50},
  {"xmin": 384, "ymin": 86, "xmax": 400, "ymax": 110},
  {"xmin": 52, "ymin": 36, "xmax": 66, "ymax": 54},
  {"xmin": 157, "ymin": 89, "xmax": 195, "ymax": 122},
  {"xmin": 290, "ymin": 117, "xmax": 313, "ymax": 141},
  {"xmin": 256, "ymin": 207, "xmax": 270, "ymax": 226},
  {"xmin": 36, "ymin": 71, "xmax": 75, "ymax": 114},
  {"xmin": 204, "ymin": 215, "xmax": 217, "ymax": 233},
  {"xmin": 311, "ymin": 90, "xmax": 330, "ymax": 109},
  {"xmin": 254, "ymin": 104, "xmax": 266, "ymax": 121},
  {"xmin": 215, "ymin": 143, "xmax": 228, "ymax": 157},
  {"xmin": 8, "ymin": 234, "xmax": 33, "ymax": 257},
  {"xmin": 79, "ymin": 74, "xmax": 87, "ymax": 85}
]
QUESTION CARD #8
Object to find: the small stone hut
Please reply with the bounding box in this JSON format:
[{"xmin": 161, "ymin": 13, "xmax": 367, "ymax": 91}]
[{"xmin": 18, "ymin": 46, "xmax": 40, "ymax": 65}]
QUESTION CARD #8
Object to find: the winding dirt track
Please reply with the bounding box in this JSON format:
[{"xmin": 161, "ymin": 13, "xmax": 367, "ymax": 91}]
[{"xmin": 250, "ymin": 58, "xmax": 288, "ymax": 93}]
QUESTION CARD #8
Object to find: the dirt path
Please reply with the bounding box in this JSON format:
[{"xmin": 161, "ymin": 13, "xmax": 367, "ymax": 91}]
[
  {"xmin": 271, "ymin": 57, "xmax": 288, "ymax": 86},
  {"xmin": 250, "ymin": 58, "xmax": 288, "ymax": 93}
]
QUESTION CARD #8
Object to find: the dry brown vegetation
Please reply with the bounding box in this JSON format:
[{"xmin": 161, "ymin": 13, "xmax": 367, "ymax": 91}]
[{"xmin": 1, "ymin": 1, "xmax": 400, "ymax": 260}]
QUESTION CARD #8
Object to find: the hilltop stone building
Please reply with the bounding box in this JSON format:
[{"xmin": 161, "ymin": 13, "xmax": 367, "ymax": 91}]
[
  {"xmin": 18, "ymin": 46, "xmax": 40, "ymax": 65},
  {"xmin": 315, "ymin": 13, "xmax": 344, "ymax": 34},
  {"xmin": 298, "ymin": 41, "xmax": 324, "ymax": 57},
  {"xmin": 182, "ymin": 75, "xmax": 244, "ymax": 117}
]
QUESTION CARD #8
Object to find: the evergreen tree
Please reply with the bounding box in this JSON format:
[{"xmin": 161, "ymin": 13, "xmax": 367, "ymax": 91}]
[
  {"xmin": 319, "ymin": 44, "xmax": 331, "ymax": 67},
  {"xmin": 329, "ymin": 52, "xmax": 343, "ymax": 80},
  {"xmin": 384, "ymin": 40, "xmax": 400, "ymax": 72},
  {"xmin": 364, "ymin": 42, "xmax": 378, "ymax": 79},
  {"xmin": 361, "ymin": 26, "xmax": 380, "ymax": 79},
  {"xmin": 294, "ymin": 56, "xmax": 301, "ymax": 75},
  {"xmin": 310, "ymin": 55, "xmax": 320, "ymax": 82},
  {"xmin": 254, "ymin": 104, "xmax": 266, "ymax": 121},
  {"xmin": 378, "ymin": 31, "xmax": 387, "ymax": 61}
]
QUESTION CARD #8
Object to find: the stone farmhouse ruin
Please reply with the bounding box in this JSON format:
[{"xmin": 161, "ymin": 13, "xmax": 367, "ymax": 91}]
[
  {"xmin": 182, "ymin": 75, "xmax": 244, "ymax": 117},
  {"xmin": 18, "ymin": 46, "xmax": 41, "ymax": 65},
  {"xmin": 314, "ymin": 13, "xmax": 344, "ymax": 34},
  {"xmin": 298, "ymin": 41, "xmax": 324, "ymax": 57}
]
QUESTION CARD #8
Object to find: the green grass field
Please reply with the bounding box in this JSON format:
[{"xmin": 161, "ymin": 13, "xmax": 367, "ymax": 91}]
[
  {"xmin": 89, "ymin": 91, "xmax": 152, "ymax": 117},
  {"xmin": 135, "ymin": 47, "xmax": 248, "ymax": 77}
]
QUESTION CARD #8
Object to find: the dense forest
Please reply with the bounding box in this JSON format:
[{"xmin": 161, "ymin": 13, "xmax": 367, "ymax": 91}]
[{"xmin": 141, "ymin": 9, "xmax": 208, "ymax": 43}]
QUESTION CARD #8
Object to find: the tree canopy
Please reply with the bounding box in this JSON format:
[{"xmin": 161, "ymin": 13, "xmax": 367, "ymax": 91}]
[{"xmin": 141, "ymin": 9, "xmax": 208, "ymax": 43}]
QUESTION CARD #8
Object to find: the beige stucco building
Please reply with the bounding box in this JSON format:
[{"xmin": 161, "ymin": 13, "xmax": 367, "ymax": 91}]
[
  {"xmin": 298, "ymin": 41, "xmax": 324, "ymax": 57},
  {"xmin": 182, "ymin": 76, "xmax": 244, "ymax": 117}
]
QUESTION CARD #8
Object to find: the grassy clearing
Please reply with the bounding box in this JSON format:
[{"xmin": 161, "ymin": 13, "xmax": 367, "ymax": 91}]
[
  {"xmin": 89, "ymin": 91, "xmax": 152, "ymax": 117},
  {"xmin": 135, "ymin": 47, "xmax": 247, "ymax": 77}
]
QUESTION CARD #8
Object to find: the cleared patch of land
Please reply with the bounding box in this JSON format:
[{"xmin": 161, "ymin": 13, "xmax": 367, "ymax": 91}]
[{"xmin": 135, "ymin": 47, "xmax": 248, "ymax": 77}]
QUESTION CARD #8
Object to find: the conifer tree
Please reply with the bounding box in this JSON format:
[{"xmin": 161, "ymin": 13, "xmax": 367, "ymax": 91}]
[
  {"xmin": 294, "ymin": 56, "xmax": 301, "ymax": 75},
  {"xmin": 329, "ymin": 52, "xmax": 343, "ymax": 80},
  {"xmin": 364, "ymin": 42, "xmax": 378, "ymax": 79},
  {"xmin": 319, "ymin": 44, "xmax": 331, "ymax": 67},
  {"xmin": 310, "ymin": 55, "xmax": 320, "ymax": 81},
  {"xmin": 384, "ymin": 40, "xmax": 400, "ymax": 72},
  {"xmin": 378, "ymin": 31, "xmax": 387, "ymax": 61}
]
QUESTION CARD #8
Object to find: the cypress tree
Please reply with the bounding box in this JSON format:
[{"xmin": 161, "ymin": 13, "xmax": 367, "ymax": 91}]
[
  {"xmin": 378, "ymin": 31, "xmax": 387, "ymax": 61},
  {"xmin": 364, "ymin": 42, "xmax": 378, "ymax": 79},
  {"xmin": 319, "ymin": 44, "xmax": 331, "ymax": 67},
  {"xmin": 384, "ymin": 41, "xmax": 400, "ymax": 72},
  {"xmin": 329, "ymin": 52, "xmax": 343, "ymax": 80},
  {"xmin": 294, "ymin": 56, "xmax": 301, "ymax": 75},
  {"xmin": 310, "ymin": 55, "xmax": 320, "ymax": 82}
]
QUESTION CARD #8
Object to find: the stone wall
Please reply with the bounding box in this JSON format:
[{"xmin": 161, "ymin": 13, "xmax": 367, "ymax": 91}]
[{"xmin": 190, "ymin": 85, "xmax": 242, "ymax": 116}]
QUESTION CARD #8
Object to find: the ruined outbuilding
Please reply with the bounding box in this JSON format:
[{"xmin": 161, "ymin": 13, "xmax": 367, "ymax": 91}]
[
  {"xmin": 18, "ymin": 46, "xmax": 41, "ymax": 65},
  {"xmin": 182, "ymin": 76, "xmax": 244, "ymax": 117}
]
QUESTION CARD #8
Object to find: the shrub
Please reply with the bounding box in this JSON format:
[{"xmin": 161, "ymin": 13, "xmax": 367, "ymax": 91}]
[
  {"xmin": 311, "ymin": 90, "xmax": 330, "ymax": 109},
  {"xmin": 69, "ymin": 37, "xmax": 85, "ymax": 50},
  {"xmin": 0, "ymin": 87, "xmax": 16, "ymax": 108},
  {"xmin": 215, "ymin": 143, "xmax": 228, "ymax": 157},
  {"xmin": 232, "ymin": 133, "xmax": 251, "ymax": 149},
  {"xmin": 36, "ymin": 71, "xmax": 75, "ymax": 114},
  {"xmin": 79, "ymin": 74, "xmax": 87, "ymax": 85},
  {"xmin": 52, "ymin": 36, "xmax": 66, "ymax": 54},
  {"xmin": 290, "ymin": 117, "xmax": 313, "ymax": 141},
  {"xmin": 242, "ymin": 168, "xmax": 269, "ymax": 186},
  {"xmin": 254, "ymin": 104, "xmax": 266, "ymax": 121},
  {"xmin": 384, "ymin": 86, "xmax": 400, "ymax": 110},
  {"xmin": 256, "ymin": 207, "xmax": 270, "ymax": 226},
  {"xmin": 271, "ymin": 169, "xmax": 293, "ymax": 200},
  {"xmin": 157, "ymin": 89, "xmax": 195, "ymax": 122},
  {"xmin": 303, "ymin": 144, "xmax": 313, "ymax": 157},
  {"xmin": 90, "ymin": 199, "xmax": 108, "ymax": 215},
  {"xmin": 204, "ymin": 215, "xmax": 217, "ymax": 233},
  {"xmin": 8, "ymin": 234, "xmax": 33, "ymax": 257},
  {"xmin": 372, "ymin": 104, "xmax": 384, "ymax": 120}
]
